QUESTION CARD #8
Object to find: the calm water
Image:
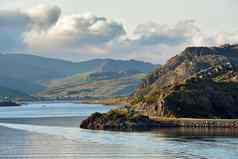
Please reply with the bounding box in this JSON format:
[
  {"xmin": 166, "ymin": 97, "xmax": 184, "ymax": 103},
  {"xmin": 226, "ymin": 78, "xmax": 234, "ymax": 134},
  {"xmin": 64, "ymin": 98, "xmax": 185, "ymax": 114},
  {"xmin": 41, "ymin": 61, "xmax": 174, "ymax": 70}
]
[{"xmin": 0, "ymin": 102, "xmax": 237, "ymax": 159}]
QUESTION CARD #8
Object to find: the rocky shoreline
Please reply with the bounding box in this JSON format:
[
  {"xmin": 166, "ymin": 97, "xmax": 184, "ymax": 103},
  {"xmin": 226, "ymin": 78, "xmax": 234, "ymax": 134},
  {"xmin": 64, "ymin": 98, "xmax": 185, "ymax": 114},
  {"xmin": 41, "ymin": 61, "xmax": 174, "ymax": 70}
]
[{"xmin": 80, "ymin": 106, "xmax": 238, "ymax": 131}]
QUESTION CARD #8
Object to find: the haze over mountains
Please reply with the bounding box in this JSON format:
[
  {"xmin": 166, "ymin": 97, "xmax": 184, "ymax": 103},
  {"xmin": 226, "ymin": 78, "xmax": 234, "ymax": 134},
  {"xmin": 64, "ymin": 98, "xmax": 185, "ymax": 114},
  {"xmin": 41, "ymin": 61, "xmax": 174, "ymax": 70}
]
[{"xmin": 0, "ymin": 53, "xmax": 157, "ymax": 99}]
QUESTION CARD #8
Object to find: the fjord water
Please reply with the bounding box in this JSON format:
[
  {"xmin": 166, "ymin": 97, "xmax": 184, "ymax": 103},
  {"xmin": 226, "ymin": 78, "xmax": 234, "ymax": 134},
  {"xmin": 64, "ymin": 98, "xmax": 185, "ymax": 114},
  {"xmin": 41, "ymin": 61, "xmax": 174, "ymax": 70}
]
[{"xmin": 0, "ymin": 103, "xmax": 237, "ymax": 159}]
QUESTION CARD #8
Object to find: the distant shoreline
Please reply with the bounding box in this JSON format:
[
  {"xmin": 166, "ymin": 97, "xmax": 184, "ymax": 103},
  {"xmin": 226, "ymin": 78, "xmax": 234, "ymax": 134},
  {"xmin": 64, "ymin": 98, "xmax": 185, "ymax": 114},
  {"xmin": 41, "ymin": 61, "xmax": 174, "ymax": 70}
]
[
  {"xmin": 80, "ymin": 97, "xmax": 128, "ymax": 106},
  {"xmin": 0, "ymin": 101, "xmax": 20, "ymax": 107}
]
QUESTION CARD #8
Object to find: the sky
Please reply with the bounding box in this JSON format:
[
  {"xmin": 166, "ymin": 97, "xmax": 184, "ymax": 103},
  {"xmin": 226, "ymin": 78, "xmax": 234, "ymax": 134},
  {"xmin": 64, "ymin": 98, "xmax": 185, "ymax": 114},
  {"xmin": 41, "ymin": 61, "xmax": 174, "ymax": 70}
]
[{"xmin": 1, "ymin": 0, "xmax": 238, "ymax": 64}]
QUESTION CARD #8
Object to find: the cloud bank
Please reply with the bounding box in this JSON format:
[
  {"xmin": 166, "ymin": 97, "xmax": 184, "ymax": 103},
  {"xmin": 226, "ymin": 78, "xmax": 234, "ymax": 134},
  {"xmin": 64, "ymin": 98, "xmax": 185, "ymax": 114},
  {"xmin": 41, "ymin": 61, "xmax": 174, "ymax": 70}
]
[{"xmin": 1, "ymin": 5, "xmax": 238, "ymax": 63}]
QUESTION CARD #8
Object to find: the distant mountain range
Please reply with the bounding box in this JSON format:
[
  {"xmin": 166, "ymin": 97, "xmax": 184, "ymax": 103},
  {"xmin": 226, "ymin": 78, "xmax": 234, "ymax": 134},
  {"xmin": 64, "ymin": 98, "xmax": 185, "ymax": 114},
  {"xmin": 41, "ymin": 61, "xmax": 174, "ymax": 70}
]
[
  {"xmin": 0, "ymin": 53, "xmax": 158, "ymax": 99},
  {"xmin": 0, "ymin": 53, "xmax": 81, "ymax": 94}
]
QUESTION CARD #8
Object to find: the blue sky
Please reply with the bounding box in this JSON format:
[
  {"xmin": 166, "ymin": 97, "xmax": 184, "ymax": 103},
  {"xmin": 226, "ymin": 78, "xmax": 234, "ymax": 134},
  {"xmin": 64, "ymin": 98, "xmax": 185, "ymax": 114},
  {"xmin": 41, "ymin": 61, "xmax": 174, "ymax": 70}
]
[{"xmin": 1, "ymin": 0, "xmax": 238, "ymax": 63}]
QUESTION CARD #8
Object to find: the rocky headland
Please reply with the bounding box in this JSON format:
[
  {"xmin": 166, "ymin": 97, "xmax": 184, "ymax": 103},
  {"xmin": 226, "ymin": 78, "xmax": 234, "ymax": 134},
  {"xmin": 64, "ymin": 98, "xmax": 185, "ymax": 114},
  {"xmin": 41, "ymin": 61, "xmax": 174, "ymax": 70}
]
[
  {"xmin": 80, "ymin": 107, "xmax": 160, "ymax": 131},
  {"xmin": 81, "ymin": 44, "xmax": 238, "ymax": 131}
]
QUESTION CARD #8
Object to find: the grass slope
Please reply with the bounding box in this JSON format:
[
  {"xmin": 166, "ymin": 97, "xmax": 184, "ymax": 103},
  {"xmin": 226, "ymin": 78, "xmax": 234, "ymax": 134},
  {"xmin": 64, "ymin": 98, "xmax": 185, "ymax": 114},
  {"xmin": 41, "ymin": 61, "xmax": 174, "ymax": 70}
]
[{"xmin": 38, "ymin": 72, "xmax": 146, "ymax": 99}]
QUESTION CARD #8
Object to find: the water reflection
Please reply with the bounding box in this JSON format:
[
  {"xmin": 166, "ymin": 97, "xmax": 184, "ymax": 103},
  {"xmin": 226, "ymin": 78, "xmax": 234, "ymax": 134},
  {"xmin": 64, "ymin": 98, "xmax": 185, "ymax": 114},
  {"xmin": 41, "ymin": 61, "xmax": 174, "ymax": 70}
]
[
  {"xmin": 0, "ymin": 126, "xmax": 196, "ymax": 159},
  {"xmin": 1, "ymin": 122, "xmax": 238, "ymax": 159}
]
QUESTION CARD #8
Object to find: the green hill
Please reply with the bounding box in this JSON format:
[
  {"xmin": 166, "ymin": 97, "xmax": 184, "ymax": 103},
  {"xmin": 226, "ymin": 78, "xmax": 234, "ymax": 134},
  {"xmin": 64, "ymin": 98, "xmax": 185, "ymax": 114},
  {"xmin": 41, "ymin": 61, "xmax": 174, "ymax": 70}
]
[
  {"xmin": 38, "ymin": 72, "xmax": 147, "ymax": 99},
  {"xmin": 0, "ymin": 53, "xmax": 156, "ymax": 96}
]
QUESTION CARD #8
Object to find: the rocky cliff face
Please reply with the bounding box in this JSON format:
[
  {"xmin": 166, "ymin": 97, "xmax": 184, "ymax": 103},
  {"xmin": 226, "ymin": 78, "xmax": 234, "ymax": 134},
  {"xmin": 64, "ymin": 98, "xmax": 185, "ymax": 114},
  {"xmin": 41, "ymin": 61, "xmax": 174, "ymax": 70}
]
[{"xmin": 131, "ymin": 44, "xmax": 238, "ymax": 118}]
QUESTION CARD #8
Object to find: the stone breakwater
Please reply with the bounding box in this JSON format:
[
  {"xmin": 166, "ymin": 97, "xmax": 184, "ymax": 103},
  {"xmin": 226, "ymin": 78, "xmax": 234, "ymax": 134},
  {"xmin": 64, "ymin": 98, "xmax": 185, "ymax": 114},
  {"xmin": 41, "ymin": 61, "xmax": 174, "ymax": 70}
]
[{"xmin": 152, "ymin": 118, "xmax": 238, "ymax": 128}]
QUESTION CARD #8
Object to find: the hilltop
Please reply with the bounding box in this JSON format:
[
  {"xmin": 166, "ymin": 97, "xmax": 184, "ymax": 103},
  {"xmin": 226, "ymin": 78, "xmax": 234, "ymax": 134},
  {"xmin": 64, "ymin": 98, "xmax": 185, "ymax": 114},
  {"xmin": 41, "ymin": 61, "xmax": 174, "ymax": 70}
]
[{"xmin": 130, "ymin": 44, "xmax": 238, "ymax": 118}]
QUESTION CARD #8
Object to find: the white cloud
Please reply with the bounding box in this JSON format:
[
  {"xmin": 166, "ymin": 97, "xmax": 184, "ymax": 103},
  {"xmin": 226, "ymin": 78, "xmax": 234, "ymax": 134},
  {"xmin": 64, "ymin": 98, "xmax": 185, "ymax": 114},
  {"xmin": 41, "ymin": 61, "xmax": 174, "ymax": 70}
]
[
  {"xmin": 0, "ymin": 5, "xmax": 61, "ymax": 52},
  {"xmin": 1, "ymin": 5, "xmax": 238, "ymax": 63},
  {"xmin": 131, "ymin": 20, "xmax": 199, "ymax": 46},
  {"xmin": 24, "ymin": 12, "xmax": 126, "ymax": 53}
]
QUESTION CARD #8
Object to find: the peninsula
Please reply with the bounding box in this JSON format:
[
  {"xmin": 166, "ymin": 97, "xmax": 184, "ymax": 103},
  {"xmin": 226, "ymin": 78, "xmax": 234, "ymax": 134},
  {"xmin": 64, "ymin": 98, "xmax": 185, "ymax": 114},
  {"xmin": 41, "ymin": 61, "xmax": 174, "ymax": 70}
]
[{"xmin": 81, "ymin": 44, "xmax": 238, "ymax": 131}]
